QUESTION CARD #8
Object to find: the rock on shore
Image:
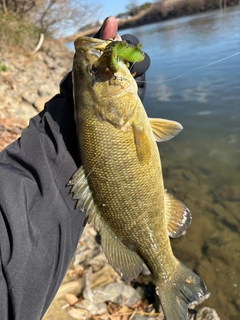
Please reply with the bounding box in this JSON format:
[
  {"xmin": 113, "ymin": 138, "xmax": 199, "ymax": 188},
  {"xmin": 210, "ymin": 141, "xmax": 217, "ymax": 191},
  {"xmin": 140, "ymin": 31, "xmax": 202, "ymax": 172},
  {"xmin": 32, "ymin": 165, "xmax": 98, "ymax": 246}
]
[
  {"xmin": 43, "ymin": 225, "xmax": 220, "ymax": 320},
  {"xmin": 0, "ymin": 39, "xmax": 221, "ymax": 320},
  {"xmin": 0, "ymin": 37, "xmax": 73, "ymax": 136}
]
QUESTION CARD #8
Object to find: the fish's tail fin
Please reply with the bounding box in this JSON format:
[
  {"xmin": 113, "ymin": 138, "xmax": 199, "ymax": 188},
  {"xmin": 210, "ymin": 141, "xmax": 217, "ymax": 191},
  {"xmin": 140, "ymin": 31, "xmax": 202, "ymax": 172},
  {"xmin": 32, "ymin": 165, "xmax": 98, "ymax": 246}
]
[{"xmin": 156, "ymin": 262, "xmax": 207, "ymax": 320}]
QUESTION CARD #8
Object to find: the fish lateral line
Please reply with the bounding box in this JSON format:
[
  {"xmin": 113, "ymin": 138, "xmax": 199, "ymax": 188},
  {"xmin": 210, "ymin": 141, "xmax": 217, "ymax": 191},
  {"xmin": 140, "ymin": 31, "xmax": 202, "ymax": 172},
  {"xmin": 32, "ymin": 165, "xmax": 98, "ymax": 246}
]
[{"xmin": 72, "ymin": 36, "xmax": 208, "ymax": 319}]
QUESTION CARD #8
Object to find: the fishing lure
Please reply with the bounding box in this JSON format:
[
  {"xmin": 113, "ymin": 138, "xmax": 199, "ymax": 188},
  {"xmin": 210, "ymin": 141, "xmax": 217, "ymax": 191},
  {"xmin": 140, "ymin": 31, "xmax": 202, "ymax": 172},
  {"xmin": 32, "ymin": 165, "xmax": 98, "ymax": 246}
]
[{"xmin": 92, "ymin": 40, "xmax": 145, "ymax": 74}]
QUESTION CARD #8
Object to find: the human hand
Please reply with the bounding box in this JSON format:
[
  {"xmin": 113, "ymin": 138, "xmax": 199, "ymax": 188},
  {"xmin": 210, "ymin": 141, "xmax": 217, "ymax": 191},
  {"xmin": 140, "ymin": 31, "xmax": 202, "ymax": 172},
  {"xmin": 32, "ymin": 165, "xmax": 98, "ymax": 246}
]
[
  {"xmin": 93, "ymin": 16, "xmax": 150, "ymax": 100},
  {"xmin": 49, "ymin": 17, "xmax": 150, "ymax": 165},
  {"xmin": 60, "ymin": 16, "xmax": 150, "ymax": 101},
  {"xmin": 93, "ymin": 16, "xmax": 120, "ymax": 40}
]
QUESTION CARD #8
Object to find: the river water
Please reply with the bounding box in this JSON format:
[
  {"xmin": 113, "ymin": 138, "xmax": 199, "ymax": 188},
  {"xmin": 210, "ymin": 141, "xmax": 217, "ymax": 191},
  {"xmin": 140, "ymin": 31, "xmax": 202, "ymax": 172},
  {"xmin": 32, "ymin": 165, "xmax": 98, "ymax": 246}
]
[
  {"xmin": 121, "ymin": 7, "xmax": 240, "ymax": 319},
  {"xmin": 67, "ymin": 7, "xmax": 240, "ymax": 319}
]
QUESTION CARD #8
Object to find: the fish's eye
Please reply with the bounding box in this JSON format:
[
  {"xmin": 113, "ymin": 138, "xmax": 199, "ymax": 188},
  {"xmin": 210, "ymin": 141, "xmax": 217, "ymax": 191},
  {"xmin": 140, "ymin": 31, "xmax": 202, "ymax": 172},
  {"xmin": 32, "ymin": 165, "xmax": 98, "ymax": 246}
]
[{"xmin": 88, "ymin": 64, "xmax": 97, "ymax": 76}]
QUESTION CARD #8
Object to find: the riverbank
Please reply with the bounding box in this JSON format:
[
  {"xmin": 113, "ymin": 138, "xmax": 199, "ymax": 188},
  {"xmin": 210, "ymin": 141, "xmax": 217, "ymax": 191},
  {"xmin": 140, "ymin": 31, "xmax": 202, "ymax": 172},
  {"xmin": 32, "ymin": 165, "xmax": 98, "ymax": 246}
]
[
  {"xmin": 59, "ymin": 0, "xmax": 240, "ymax": 44},
  {"xmin": 0, "ymin": 37, "xmax": 72, "ymax": 150},
  {"xmin": 43, "ymin": 224, "xmax": 220, "ymax": 320},
  {"xmin": 0, "ymin": 32, "xmax": 221, "ymax": 320}
]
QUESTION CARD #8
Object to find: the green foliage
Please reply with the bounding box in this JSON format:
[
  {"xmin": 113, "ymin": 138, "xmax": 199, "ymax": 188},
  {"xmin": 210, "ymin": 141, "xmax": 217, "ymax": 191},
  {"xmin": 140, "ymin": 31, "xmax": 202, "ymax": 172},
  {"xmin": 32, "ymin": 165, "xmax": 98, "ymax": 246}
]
[
  {"xmin": 126, "ymin": 1, "xmax": 153, "ymax": 16},
  {"xmin": 0, "ymin": 62, "xmax": 9, "ymax": 72},
  {"xmin": 139, "ymin": 2, "xmax": 152, "ymax": 11},
  {"xmin": 0, "ymin": 12, "xmax": 40, "ymax": 52}
]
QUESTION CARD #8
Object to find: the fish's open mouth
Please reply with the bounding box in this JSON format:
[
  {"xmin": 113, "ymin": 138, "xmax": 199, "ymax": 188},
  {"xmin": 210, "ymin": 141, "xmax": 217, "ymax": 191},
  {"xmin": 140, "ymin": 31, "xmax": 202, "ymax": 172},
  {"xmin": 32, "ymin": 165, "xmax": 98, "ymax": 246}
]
[
  {"xmin": 74, "ymin": 36, "xmax": 138, "ymax": 98},
  {"xmin": 75, "ymin": 37, "xmax": 133, "ymax": 79}
]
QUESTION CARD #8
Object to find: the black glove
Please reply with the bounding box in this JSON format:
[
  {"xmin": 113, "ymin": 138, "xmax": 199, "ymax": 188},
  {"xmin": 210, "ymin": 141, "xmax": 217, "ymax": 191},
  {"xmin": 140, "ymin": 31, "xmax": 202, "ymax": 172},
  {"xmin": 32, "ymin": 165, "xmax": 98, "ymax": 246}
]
[
  {"xmin": 58, "ymin": 22, "xmax": 150, "ymax": 164},
  {"xmin": 121, "ymin": 34, "xmax": 150, "ymax": 101},
  {"xmin": 94, "ymin": 20, "xmax": 150, "ymax": 101},
  {"xmin": 60, "ymin": 25, "xmax": 150, "ymax": 102}
]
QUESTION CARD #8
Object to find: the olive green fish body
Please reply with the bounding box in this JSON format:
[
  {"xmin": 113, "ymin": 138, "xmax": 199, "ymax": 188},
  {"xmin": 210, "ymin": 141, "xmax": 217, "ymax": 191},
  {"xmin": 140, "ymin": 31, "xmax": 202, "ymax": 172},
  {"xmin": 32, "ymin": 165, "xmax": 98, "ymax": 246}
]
[
  {"xmin": 76, "ymin": 91, "xmax": 176, "ymax": 281},
  {"xmin": 70, "ymin": 37, "xmax": 207, "ymax": 319}
]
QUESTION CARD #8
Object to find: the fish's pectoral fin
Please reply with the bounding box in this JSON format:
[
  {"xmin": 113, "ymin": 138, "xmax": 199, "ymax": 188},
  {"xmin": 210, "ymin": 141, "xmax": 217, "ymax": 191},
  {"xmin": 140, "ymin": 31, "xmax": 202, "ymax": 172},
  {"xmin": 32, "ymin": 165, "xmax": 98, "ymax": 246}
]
[
  {"xmin": 92, "ymin": 214, "xmax": 143, "ymax": 281},
  {"xmin": 68, "ymin": 166, "xmax": 97, "ymax": 221},
  {"xmin": 149, "ymin": 118, "xmax": 183, "ymax": 142},
  {"xmin": 164, "ymin": 191, "xmax": 192, "ymax": 238},
  {"xmin": 133, "ymin": 122, "xmax": 151, "ymax": 164}
]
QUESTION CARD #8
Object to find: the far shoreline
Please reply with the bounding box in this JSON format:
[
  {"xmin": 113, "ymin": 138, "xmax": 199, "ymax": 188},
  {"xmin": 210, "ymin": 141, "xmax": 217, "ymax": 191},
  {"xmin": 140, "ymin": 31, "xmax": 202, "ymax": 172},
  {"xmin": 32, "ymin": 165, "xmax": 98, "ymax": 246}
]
[{"xmin": 59, "ymin": 2, "xmax": 240, "ymax": 44}]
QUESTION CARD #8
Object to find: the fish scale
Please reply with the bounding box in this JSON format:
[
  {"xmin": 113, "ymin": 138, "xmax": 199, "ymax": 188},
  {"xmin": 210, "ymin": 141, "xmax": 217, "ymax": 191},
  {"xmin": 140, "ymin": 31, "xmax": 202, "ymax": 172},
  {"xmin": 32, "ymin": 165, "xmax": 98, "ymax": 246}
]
[
  {"xmin": 69, "ymin": 36, "xmax": 207, "ymax": 320},
  {"xmin": 77, "ymin": 104, "xmax": 172, "ymax": 280},
  {"xmin": 82, "ymin": 112, "xmax": 161, "ymax": 233}
]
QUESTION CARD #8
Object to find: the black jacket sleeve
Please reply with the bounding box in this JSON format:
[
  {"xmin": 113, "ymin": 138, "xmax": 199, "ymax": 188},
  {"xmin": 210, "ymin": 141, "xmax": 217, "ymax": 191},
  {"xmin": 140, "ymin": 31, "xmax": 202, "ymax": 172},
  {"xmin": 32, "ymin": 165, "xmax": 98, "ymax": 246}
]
[
  {"xmin": 0, "ymin": 93, "xmax": 83, "ymax": 319},
  {"xmin": 0, "ymin": 33, "xmax": 150, "ymax": 319}
]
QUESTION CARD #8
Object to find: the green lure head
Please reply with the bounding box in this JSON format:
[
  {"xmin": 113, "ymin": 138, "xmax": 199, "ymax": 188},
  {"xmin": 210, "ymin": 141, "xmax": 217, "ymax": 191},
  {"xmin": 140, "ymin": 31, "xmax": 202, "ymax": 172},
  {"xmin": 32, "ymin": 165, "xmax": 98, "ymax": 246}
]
[{"xmin": 92, "ymin": 40, "xmax": 145, "ymax": 74}]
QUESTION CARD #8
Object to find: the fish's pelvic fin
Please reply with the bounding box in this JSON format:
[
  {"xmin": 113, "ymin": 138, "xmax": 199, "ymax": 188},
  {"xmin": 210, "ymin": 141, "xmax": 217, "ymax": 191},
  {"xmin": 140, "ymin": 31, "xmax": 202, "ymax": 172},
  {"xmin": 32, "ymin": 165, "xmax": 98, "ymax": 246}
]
[
  {"xmin": 94, "ymin": 215, "xmax": 143, "ymax": 281},
  {"xmin": 149, "ymin": 118, "xmax": 183, "ymax": 142},
  {"xmin": 165, "ymin": 192, "xmax": 192, "ymax": 238},
  {"xmin": 156, "ymin": 262, "xmax": 207, "ymax": 320},
  {"xmin": 68, "ymin": 166, "xmax": 97, "ymax": 221},
  {"xmin": 133, "ymin": 123, "xmax": 151, "ymax": 164}
]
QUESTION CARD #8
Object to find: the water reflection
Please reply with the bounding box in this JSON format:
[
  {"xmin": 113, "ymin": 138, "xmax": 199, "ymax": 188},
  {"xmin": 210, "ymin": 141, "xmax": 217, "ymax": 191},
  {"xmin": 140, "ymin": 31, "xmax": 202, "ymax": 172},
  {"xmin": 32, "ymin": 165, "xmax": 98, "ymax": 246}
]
[
  {"xmin": 150, "ymin": 76, "xmax": 172, "ymax": 102},
  {"xmin": 181, "ymin": 79, "xmax": 210, "ymax": 103},
  {"xmin": 124, "ymin": 6, "xmax": 240, "ymax": 319}
]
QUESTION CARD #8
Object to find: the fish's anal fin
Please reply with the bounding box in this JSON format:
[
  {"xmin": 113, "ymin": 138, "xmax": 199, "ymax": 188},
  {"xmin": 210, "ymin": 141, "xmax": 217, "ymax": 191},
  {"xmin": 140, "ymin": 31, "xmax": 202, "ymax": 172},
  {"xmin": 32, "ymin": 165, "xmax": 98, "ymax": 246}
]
[
  {"xmin": 68, "ymin": 166, "xmax": 97, "ymax": 221},
  {"xmin": 93, "ymin": 212, "xmax": 144, "ymax": 281},
  {"xmin": 164, "ymin": 191, "xmax": 192, "ymax": 238},
  {"xmin": 68, "ymin": 167, "xmax": 143, "ymax": 281},
  {"xmin": 156, "ymin": 262, "xmax": 207, "ymax": 320},
  {"xmin": 132, "ymin": 123, "xmax": 151, "ymax": 164},
  {"xmin": 149, "ymin": 118, "xmax": 183, "ymax": 142}
]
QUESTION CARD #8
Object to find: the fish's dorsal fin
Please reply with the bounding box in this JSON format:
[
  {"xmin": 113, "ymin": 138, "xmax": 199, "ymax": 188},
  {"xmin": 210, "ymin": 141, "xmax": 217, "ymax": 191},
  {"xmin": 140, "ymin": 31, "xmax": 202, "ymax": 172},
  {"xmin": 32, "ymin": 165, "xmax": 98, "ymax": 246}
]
[
  {"xmin": 164, "ymin": 191, "xmax": 192, "ymax": 238},
  {"xmin": 132, "ymin": 122, "xmax": 151, "ymax": 164},
  {"xmin": 68, "ymin": 166, "xmax": 97, "ymax": 221},
  {"xmin": 149, "ymin": 118, "xmax": 183, "ymax": 142}
]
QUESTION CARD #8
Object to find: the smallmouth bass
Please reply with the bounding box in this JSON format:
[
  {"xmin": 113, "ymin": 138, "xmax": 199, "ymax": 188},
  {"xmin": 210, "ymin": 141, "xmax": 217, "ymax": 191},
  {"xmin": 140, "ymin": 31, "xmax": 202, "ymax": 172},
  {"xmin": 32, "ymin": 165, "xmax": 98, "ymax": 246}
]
[{"xmin": 69, "ymin": 37, "xmax": 207, "ymax": 319}]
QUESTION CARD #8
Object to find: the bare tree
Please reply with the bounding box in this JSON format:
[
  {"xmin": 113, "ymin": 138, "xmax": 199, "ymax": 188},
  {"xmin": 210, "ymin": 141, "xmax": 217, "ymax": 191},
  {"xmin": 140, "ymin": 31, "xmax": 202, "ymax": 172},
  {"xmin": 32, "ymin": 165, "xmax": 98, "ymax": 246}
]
[
  {"xmin": 126, "ymin": 0, "xmax": 140, "ymax": 16},
  {"xmin": 17, "ymin": 0, "xmax": 100, "ymax": 36},
  {"xmin": 0, "ymin": 0, "xmax": 7, "ymax": 13},
  {"xmin": 219, "ymin": 0, "xmax": 227, "ymax": 8},
  {"xmin": 30, "ymin": 0, "xmax": 100, "ymax": 36},
  {"xmin": 0, "ymin": 0, "xmax": 36, "ymax": 15}
]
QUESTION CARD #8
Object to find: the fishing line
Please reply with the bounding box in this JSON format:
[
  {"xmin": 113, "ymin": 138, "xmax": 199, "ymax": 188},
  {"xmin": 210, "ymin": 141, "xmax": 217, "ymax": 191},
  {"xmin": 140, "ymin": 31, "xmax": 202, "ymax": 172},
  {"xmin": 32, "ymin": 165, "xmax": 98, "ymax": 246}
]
[{"xmin": 134, "ymin": 51, "xmax": 240, "ymax": 84}]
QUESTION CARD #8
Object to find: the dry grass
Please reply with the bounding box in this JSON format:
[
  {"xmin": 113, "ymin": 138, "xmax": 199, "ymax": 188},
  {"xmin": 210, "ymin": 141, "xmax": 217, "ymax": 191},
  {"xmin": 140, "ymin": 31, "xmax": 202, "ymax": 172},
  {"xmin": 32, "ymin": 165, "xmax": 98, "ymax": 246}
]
[{"xmin": 0, "ymin": 13, "xmax": 40, "ymax": 53}]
